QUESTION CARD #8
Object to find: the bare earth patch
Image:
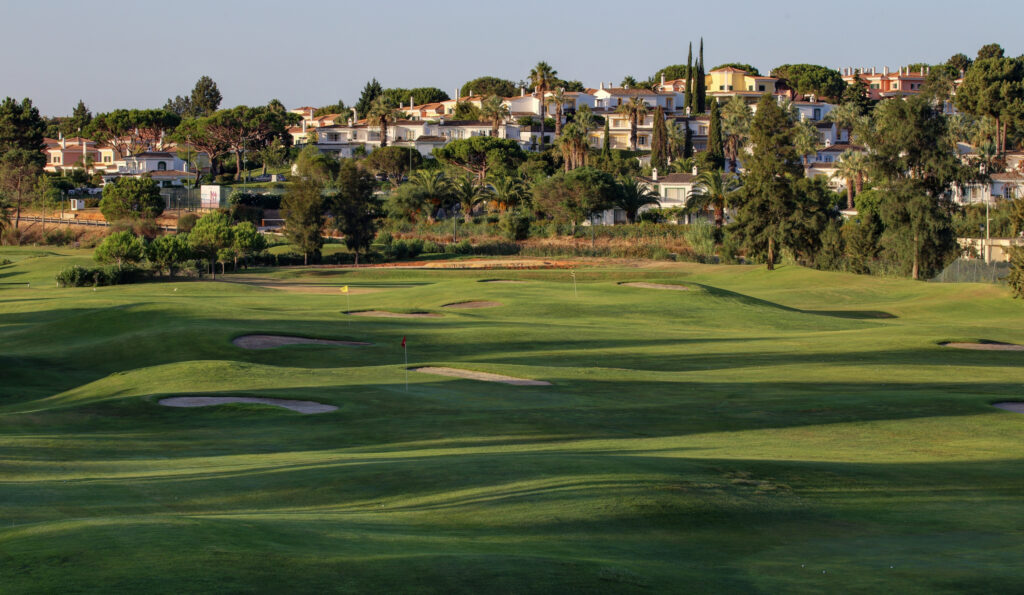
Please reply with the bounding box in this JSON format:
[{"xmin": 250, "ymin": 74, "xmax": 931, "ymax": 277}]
[
  {"xmin": 158, "ymin": 396, "xmax": 338, "ymax": 414},
  {"xmin": 621, "ymin": 282, "xmax": 690, "ymax": 291},
  {"xmin": 347, "ymin": 310, "xmax": 442, "ymax": 318},
  {"xmin": 233, "ymin": 334, "xmax": 371, "ymax": 350},
  {"xmin": 442, "ymin": 301, "xmax": 503, "ymax": 309},
  {"xmin": 994, "ymin": 402, "xmax": 1024, "ymax": 414},
  {"xmin": 940, "ymin": 342, "xmax": 1024, "ymax": 351},
  {"xmin": 412, "ymin": 366, "xmax": 551, "ymax": 386}
]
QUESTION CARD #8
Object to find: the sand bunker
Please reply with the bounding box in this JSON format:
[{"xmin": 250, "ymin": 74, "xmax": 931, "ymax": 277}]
[
  {"xmin": 346, "ymin": 310, "xmax": 442, "ymax": 318},
  {"xmin": 994, "ymin": 402, "xmax": 1024, "ymax": 414},
  {"xmin": 412, "ymin": 366, "xmax": 551, "ymax": 386},
  {"xmin": 233, "ymin": 334, "xmax": 371, "ymax": 350},
  {"xmin": 940, "ymin": 342, "xmax": 1024, "ymax": 351},
  {"xmin": 158, "ymin": 396, "xmax": 337, "ymax": 414},
  {"xmin": 442, "ymin": 301, "xmax": 502, "ymax": 309},
  {"xmin": 621, "ymin": 282, "xmax": 690, "ymax": 291}
]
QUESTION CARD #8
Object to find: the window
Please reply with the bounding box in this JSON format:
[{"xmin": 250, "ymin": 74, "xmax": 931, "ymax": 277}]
[
  {"xmin": 748, "ymin": 85, "xmax": 753, "ymax": 91},
  {"xmin": 157, "ymin": 161, "xmax": 167, "ymax": 171},
  {"xmin": 103, "ymin": 155, "xmax": 112, "ymax": 163},
  {"xmin": 813, "ymin": 108, "xmax": 821, "ymax": 120},
  {"xmin": 52, "ymin": 155, "xmax": 60, "ymax": 163},
  {"xmin": 758, "ymin": 85, "xmax": 766, "ymax": 92},
  {"xmin": 719, "ymin": 85, "xmax": 724, "ymax": 90},
  {"xmin": 871, "ymin": 83, "xmax": 880, "ymax": 89},
  {"xmin": 638, "ymin": 135, "xmax": 648, "ymax": 146}
]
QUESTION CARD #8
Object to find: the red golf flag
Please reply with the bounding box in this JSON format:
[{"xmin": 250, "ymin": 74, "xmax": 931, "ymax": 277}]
[{"xmin": 401, "ymin": 336, "xmax": 406, "ymax": 348}]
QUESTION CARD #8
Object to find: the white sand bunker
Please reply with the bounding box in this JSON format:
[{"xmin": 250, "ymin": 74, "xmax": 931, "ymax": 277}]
[
  {"xmin": 233, "ymin": 334, "xmax": 371, "ymax": 350},
  {"xmin": 412, "ymin": 366, "xmax": 551, "ymax": 386},
  {"xmin": 621, "ymin": 282, "xmax": 690, "ymax": 291},
  {"xmin": 994, "ymin": 402, "xmax": 1024, "ymax": 414},
  {"xmin": 347, "ymin": 310, "xmax": 442, "ymax": 318},
  {"xmin": 158, "ymin": 396, "xmax": 337, "ymax": 414},
  {"xmin": 442, "ymin": 301, "xmax": 502, "ymax": 309},
  {"xmin": 941, "ymin": 342, "xmax": 1024, "ymax": 351}
]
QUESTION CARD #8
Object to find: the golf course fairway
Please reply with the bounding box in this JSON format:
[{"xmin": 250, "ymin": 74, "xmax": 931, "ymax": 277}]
[{"xmin": 1, "ymin": 247, "xmax": 1023, "ymax": 593}]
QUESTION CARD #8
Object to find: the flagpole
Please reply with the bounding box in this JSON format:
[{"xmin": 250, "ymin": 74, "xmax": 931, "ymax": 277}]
[
  {"xmin": 404, "ymin": 342, "xmax": 409, "ymax": 391},
  {"xmin": 346, "ymin": 291, "xmax": 350, "ymax": 325},
  {"xmin": 571, "ymin": 270, "xmax": 577, "ymax": 298}
]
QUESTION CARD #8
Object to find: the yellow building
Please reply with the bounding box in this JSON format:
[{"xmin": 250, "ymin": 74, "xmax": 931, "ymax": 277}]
[{"xmin": 705, "ymin": 67, "xmax": 780, "ymax": 103}]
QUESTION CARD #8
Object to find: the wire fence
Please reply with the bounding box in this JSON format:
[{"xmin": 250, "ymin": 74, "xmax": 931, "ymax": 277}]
[{"xmin": 930, "ymin": 258, "xmax": 1011, "ymax": 285}]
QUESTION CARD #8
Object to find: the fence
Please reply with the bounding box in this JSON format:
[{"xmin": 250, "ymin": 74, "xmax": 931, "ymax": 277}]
[{"xmin": 930, "ymin": 258, "xmax": 1011, "ymax": 285}]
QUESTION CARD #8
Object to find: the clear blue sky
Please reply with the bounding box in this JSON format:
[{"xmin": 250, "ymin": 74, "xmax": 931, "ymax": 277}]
[{"xmin": 4, "ymin": 0, "xmax": 1022, "ymax": 116}]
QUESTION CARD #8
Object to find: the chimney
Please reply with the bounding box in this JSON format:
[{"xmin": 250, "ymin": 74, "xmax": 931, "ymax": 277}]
[
  {"xmin": 652, "ymin": 167, "xmax": 658, "ymax": 181},
  {"xmin": 351, "ymin": 107, "xmax": 358, "ymax": 123},
  {"xmin": 410, "ymin": 95, "xmax": 414, "ymax": 109},
  {"xmin": 302, "ymin": 120, "xmax": 307, "ymax": 133},
  {"xmin": 60, "ymin": 134, "xmax": 66, "ymax": 149},
  {"xmin": 691, "ymin": 166, "xmax": 698, "ymax": 175},
  {"xmin": 920, "ymin": 66, "xmax": 925, "ymax": 76},
  {"xmin": 883, "ymin": 66, "xmax": 889, "ymax": 76},
  {"xmin": 871, "ymin": 67, "xmax": 876, "ymax": 75},
  {"xmin": 520, "ymin": 87, "xmax": 525, "ymax": 96},
  {"xmin": 599, "ymin": 82, "xmax": 604, "ymax": 90},
  {"xmin": 661, "ymin": 73, "xmax": 665, "ymax": 85}
]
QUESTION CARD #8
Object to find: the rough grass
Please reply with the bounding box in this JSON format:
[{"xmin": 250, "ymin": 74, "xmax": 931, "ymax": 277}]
[{"xmin": 1, "ymin": 247, "xmax": 1023, "ymax": 593}]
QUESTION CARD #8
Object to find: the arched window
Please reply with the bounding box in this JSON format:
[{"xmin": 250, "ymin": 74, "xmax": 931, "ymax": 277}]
[{"xmin": 157, "ymin": 161, "xmax": 167, "ymax": 171}]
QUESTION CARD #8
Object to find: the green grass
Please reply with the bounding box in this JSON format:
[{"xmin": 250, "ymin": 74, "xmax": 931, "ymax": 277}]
[{"xmin": 1, "ymin": 247, "xmax": 1023, "ymax": 593}]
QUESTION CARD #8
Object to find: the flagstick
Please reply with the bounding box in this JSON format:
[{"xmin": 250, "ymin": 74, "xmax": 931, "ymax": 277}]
[
  {"xmin": 346, "ymin": 291, "xmax": 350, "ymax": 325},
  {"xmin": 571, "ymin": 270, "xmax": 577, "ymax": 298},
  {"xmin": 404, "ymin": 343, "xmax": 409, "ymax": 392}
]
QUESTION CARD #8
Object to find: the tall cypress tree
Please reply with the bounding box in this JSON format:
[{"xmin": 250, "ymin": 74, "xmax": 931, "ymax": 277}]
[
  {"xmin": 683, "ymin": 125, "xmax": 693, "ymax": 159},
  {"xmin": 650, "ymin": 107, "xmax": 668, "ymax": 172},
  {"xmin": 685, "ymin": 43, "xmax": 693, "ymax": 113},
  {"xmin": 696, "ymin": 38, "xmax": 707, "ymax": 113},
  {"xmin": 707, "ymin": 100, "xmax": 723, "ymax": 170}
]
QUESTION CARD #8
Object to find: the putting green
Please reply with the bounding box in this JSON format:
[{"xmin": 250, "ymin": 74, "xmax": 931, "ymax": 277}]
[{"xmin": 2, "ymin": 247, "xmax": 1023, "ymax": 593}]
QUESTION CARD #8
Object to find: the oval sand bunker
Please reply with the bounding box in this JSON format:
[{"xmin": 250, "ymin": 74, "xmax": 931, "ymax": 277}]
[
  {"xmin": 159, "ymin": 396, "xmax": 337, "ymax": 414},
  {"xmin": 234, "ymin": 334, "xmax": 371, "ymax": 350},
  {"xmin": 346, "ymin": 310, "xmax": 442, "ymax": 318},
  {"xmin": 412, "ymin": 367, "xmax": 550, "ymax": 386},
  {"xmin": 994, "ymin": 402, "xmax": 1024, "ymax": 414},
  {"xmin": 940, "ymin": 342, "xmax": 1024, "ymax": 351},
  {"xmin": 442, "ymin": 301, "xmax": 502, "ymax": 309},
  {"xmin": 621, "ymin": 282, "xmax": 690, "ymax": 291}
]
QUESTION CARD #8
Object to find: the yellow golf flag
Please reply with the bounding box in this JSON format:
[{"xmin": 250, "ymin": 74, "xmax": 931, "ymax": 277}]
[{"xmin": 340, "ymin": 286, "xmax": 349, "ymax": 293}]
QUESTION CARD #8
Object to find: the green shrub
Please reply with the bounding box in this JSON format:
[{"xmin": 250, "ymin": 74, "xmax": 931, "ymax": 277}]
[
  {"xmin": 44, "ymin": 228, "xmax": 76, "ymax": 246},
  {"xmin": 55, "ymin": 265, "xmax": 146, "ymax": 287},
  {"xmin": 1008, "ymin": 246, "xmax": 1024, "ymax": 299},
  {"xmin": 177, "ymin": 213, "xmax": 199, "ymax": 233},
  {"xmin": 500, "ymin": 211, "xmax": 531, "ymax": 241}
]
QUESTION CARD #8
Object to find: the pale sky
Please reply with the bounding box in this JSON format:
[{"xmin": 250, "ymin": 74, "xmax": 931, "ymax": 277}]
[{"xmin": 4, "ymin": 0, "xmax": 1022, "ymax": 117}]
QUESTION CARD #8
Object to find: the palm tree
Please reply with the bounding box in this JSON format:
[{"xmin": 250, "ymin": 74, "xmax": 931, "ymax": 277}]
[
  {"xmin": 615, "ymin": 96, "xmax": 649, "ymax": 151},
  {"xmin": 545, "ymin": 88, "xmax": 568, "ymax": 136},
  {"xmin": 793, "ymin": 119, "xmax": 819, "ymax": 169},
  {"xmin": 834, "ymin": 150, "xmax": 869, "ymax": 209},
  {"xmin": 687, "ymin": 171, "xmax": 742, "ymax": 227},
  {"xmin": 409, "ymin": 170, "xmax": 452, "ymax": 221},
  {"xmin": 450, "ymin": 175, "xmax": 488, "ymax": 222},
  {"xmin": 721, "ymin": 96, "xmax": 752, "ymax": 172},
  {"xmin": 480, "ymin": 95, "xmax": 510, "ymax": 138},
  {"xmin": 614, "ymin": 177, "xmax": 660, "ymax": 223},
  {"xmin": 529, "ymin": 61, "xmax": 557, "ymax": 149},
  {"xmin": 670, "ymin": 156, "xmax": 696, "ymax": 174},
  {"xmin": 487, "ymin": 173, "xmax": 528, "ymax": 211},
  {"xmin": 367, "ymin": 97, "xmax": 403, "ymax": 148},
  {"xmin": 665, "ymin": 120, "xmax": 688, "ymax": 161},
  {"xmin": 556, "ymin": 122, "xmax": 589, "ymax": 171}
]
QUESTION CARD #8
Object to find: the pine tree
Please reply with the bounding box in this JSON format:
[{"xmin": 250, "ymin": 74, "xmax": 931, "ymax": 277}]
[
  {"xmin": 685, "ymin": 43, "xmax": 694, "ymax": 113},
  {"xmin": 650, "ymin": 107, "xmax": 668, "ymax": 172},
  {"xmin": 707, "ymin": 100, "xmax": 724, "ymax": 170},
  {"xmin": 729, "ymin": 94, "xmax": 804, "ymax": 270},
  {"xmin": 355, "ymin": 79, "xmax": 384, "ymax": 120},
  {"xmin": 696, "ymin": 38, "xmax": 707, "ymax": 113}
]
